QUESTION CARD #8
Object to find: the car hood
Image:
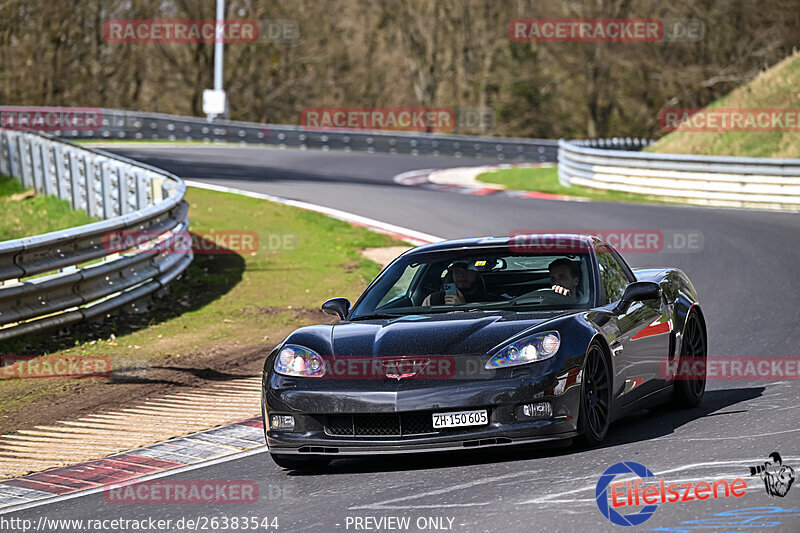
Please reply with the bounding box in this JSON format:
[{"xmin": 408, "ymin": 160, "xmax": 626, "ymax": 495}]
[{"xmin": 331, "ymin": 311, "xmax": 568, "ymax": 356}]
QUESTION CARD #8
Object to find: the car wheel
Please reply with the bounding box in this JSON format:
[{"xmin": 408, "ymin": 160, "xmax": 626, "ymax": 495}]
[
  {"xmin": 270, "ymin": 454, "xmax": 330, "ymax": 471},
  {"xmin": 577, "ymin": 342, "xmax": 612, "ymax": 446},
  {"xmin": 669, "ymin": 310, "xmax": 707, "ymax": 408}
]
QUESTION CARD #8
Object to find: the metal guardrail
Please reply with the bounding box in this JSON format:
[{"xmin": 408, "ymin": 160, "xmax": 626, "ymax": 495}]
[
  {"xmin": 1, "ymin": 109, "xmax": 794, "ymax": 342},
  {"xmin": 0, "ymin": 105, "xmax": 557, "ymax": 342},
  {"xmin": 48, "ymin": 108, "xmax": 559, "ymax": 162},
  {"xmin": 559, "ymin": 138, "xmax": 800, "ymax": 210},
  {"xmin": 0, "ymin": 129, "xmax": 191, "ymax": 341}
]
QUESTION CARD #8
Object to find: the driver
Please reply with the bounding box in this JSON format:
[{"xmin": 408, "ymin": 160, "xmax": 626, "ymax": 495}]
[
  {"xmin": 423, "ymin": 261, "xmax": 500, "ymax": 306},
  {"xmin": 548, "ymin": 258, "xmax": 580, "ymax": 300}
]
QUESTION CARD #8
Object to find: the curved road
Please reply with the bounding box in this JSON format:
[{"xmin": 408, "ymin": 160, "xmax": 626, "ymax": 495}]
[{"xmin": 8, "ymin": 145, "xmax": 800, "ymax": 532}]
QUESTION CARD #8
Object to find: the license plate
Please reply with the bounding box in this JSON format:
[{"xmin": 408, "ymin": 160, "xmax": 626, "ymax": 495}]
[{"xmin": 432, "ymin": 409, "xmax": 488, "ymax": 429}]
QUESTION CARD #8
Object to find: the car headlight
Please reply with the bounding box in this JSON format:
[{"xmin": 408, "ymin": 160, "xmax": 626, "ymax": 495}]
[
  {"xmin": 274, "ymin": 345, "xmax": 326, "ymax": 377},
  {"xmin": 485, "ymin": 331, "xmax": 561, "ymax": 369}
]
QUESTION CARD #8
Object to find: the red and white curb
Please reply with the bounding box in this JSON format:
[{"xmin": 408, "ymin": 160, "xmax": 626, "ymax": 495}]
[
  {"xmin": 0, "ymin": 417, "xmax": 265, "ymax": 512},
  {"xmin": 0, "ymin": 182, "xmax": 444, "ymax": 514},
  {"xmin": 393, "ymin": 164, "xmax": 587, "ymax": 201}
]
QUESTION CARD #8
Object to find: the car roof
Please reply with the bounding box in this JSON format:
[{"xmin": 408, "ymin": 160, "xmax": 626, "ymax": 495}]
[{"xmin": 405, "ymin": 234, "xmax": 604, "ymax": 256}]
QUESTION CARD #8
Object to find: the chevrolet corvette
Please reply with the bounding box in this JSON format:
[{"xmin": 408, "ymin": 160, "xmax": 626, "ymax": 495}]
[{"xmin": 262, "ymin": 234, "xmax": 707, "ymax": 470}]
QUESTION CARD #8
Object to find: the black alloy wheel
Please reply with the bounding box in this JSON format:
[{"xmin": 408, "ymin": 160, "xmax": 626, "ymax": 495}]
[{"xmin": 578, "ymin": 342, "xmax": 611, "ymax": 445}]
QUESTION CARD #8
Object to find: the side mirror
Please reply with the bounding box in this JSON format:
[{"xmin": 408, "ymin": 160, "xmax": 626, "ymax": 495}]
[
  {"xmin": 613, "ymin": 281, "xmax": 661, "ymax": 314},
  {"xmin": 321, "ymin": 297, "xmax": 351, "ymax": 320}
]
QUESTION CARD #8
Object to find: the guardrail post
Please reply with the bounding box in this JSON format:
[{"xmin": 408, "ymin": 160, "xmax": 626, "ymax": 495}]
[
  {"xmin": 31, "ymin": 139, "xmax": 44, "ymax": 193},
  {"xmin": 40, "ymin": 142, "xmax": 52, "ymax": 196},
  {"xmin": 18, "ymin": 136, "xmax": 32, "ymax": 188},
  {"xmin": 69, "ymin": 150, "xmax": 81, "ymax": 210},
  {"xmin": 7, "ymin": 132, "xmax": 19, "ymax": 178},
  {"xmin": 136, "ymin": 172, "xmax": 148, "ymax": 209},
  {"xmin": 100, "ymin": 160, "xmax": 113, "ymax": 219},
  {"xmin": 151, "ymin": 176, "xmax": 164, "ymax": 203},
  {"xmin": 54, "ymin": 145, "xmax": 67, "ymax": 200},
  {"xmin": 84, "ymin": 154, "xmax": 98, "ymax": 217},
  {"xmin": 118, "ymin": 166, "xmax": 129, "ymax": 215},
  {"xmin": 0, "ymin": 131, "xmax": 9, "ymax": 176}
]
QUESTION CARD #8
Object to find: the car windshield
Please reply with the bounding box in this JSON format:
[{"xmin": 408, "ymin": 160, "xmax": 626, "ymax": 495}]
[{"xmin": 350, "ymin": 249, "xmax": 594, "ymax": 318}]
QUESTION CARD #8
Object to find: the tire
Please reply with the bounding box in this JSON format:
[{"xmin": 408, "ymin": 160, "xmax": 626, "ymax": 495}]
[
  {"xmin": 669, "ymin": 310, "xmax": 707, "ymax": 408},
  {"xmin": 270, "ymin": 454, "xmax": 330, "ymax": 471},
  {"xmin": 577, "ymin": 342, "xmax": 612, "ymax": 446}
]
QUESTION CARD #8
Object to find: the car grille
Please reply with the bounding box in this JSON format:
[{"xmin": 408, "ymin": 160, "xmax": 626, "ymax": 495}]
[{"xmin": 325, "ymin": 412, "xmax": 437, "ymax": 437}]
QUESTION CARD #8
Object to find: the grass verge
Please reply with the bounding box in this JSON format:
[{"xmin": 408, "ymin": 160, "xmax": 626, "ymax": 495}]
[
  {"xmin": 646, "ymin": 51, "xmax": 800, "ymax": 158},
  {"xmin": 0, "ymin": 174, "xmax": 96, "ymax": 240},
  {"xmin": 0, "ymin": 185, "xmax": 406, "ymax": 431},
  {"xmin": 477, "ymin": 165, "xmax": 674, "ymax": 204}
]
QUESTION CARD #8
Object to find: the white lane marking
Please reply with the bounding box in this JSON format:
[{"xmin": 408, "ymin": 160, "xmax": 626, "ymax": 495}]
[
  {"xmin": 660, "ymin": 427, "xmax": 800, "ymax": 442},
  {"xmin": 184, "ymin": 180, "xmax": 444, "ymax": 245},
  {"xmin": 0, "ymin": 446, "xmax": 268, "ymax": 515},
  {"xmin": 349, "ymin": 471, "xmax": 533, "ymax": 510},
  {"xmin": 655, "ymin": 457, "xmax": 800, "ymax": 476},
  {"xmin": 391, "ymin": 168, "xmax": 436, "ymax": 185},
  {"xmin": 349, "ymin": 503, "xmax": 492, "ymax": 510}
]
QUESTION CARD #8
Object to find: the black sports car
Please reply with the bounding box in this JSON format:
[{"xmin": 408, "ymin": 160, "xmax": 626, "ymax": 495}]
[{"xmin": 262, "ymin": 234, "xmax": 707, "ymax": 470}]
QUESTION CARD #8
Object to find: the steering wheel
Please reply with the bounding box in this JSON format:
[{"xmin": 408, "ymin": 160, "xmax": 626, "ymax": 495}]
[{"xmin": 528, "ymin": 287, "xmax": 574, "ymax": 301}]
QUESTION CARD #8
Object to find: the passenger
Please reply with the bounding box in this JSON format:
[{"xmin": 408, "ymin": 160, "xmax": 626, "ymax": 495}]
[
  {"xmin": 548, "ymin": 258, "xmax": 580, "ymax": 300},
  {"xmin": 423, "ymin": 262, "xmax": 500, "ymax": 306}
]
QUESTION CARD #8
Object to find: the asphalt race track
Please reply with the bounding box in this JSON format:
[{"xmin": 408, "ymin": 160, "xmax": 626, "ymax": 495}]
[{"xmin": 8, "ymin": 145, "xmax": 800, "ymax": 532}]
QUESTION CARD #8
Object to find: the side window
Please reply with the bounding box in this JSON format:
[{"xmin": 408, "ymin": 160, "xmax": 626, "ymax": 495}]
[
  {"xmin": 376, "ymin": 264, "xmax": 420, "ymax": 307},
  {"xmin": 596, "ymin": 245, "xmax": 630, "ymax": 303}
]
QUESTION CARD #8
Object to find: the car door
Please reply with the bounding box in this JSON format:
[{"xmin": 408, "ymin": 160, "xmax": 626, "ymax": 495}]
[{"xmin": 595, "ymin": 244, "xmax": 670, "ymax": 406}]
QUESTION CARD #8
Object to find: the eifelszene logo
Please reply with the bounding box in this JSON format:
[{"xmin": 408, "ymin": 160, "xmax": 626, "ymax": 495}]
[
  {"xmin": 596, "ymin": 462, "xmax": 659, "ymax": 526},
  {"xmin": 595, "ymin": 461, "xmax": 748, "ymax": 526}
]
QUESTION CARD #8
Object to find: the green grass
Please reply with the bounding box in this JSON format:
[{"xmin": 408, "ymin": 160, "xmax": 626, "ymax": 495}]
[
  {"xmin": 0, "ymin": 184, "xmax": 407, "ymax": 417},
  {"xmin": 0, "ymin": 174, "xmax": 96, "ymax": 240},
  {"xmin": 477, "ymin": 165, "xmax": 673, "ymax": 204},
  {"xmin": 2, "ymin": 186, "xmax": 405, "ymax": 358},
  {"xmin": 647, "ymin": 51, "xmax": 800, "ymax": 158}
]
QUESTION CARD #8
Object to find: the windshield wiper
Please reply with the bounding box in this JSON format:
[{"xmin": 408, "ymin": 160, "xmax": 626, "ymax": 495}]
[
  {"xmin": 510, "ymin": 298, "xmax": 545, "ymax": 306},
  {"xmin": 419, "ymin": 307, "xmax": 489, "ymax": 314},
  {"xmin": 348, "ymin": 313, "xmax": 403, "ymax": 321}
]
